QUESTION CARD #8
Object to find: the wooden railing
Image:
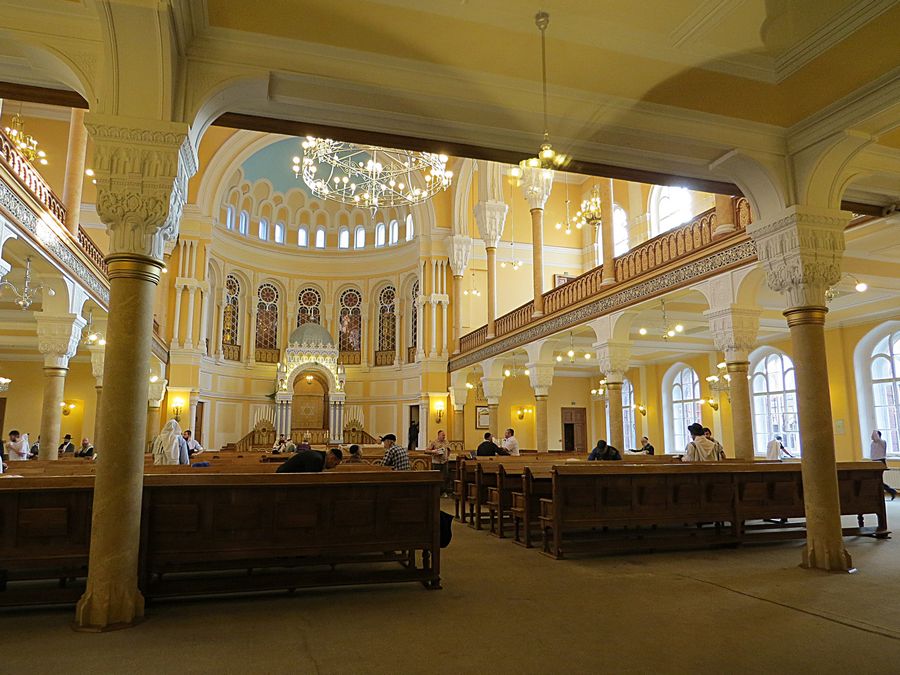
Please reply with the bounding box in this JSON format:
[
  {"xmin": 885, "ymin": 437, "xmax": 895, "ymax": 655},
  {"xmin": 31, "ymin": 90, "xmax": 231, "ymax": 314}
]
[
  {"xmin": 222, "ymin": 344, "xmax": 241, "ymax": 361},
  {"xmin": 375, "ymin": 350, "xmax": 395, "ymax": 366},
  {"xmin": 255, "ymin": 347, "xmax": 280, "ymax": 364},
  {"xmin": 344, "ymin": 428, "xmax": 380, "ymax": 445},
  {"xmin": 77, "ymin": 226, "xmax": 108, "ymax": 275},
  {"xmin": 339, "ymin": 351, "xmax": 361, "ymax": 365},
  {"xmin": 235, "ymin": 426, "xmax": 276, "ymax": 453},
  {"xmin": 457, "ymin": 197, "xmax": 752, "ymax": 354},
  {"xmin": 0, "ymin": 127, "xmax": 66, "ymax": 223}
]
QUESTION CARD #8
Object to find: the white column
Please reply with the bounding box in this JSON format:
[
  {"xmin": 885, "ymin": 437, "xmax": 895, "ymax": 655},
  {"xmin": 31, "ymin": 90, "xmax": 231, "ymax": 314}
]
[
  {"xmin": 416, "ymin": 296, "xmax": 426, "ymax": 360},
  {"xmin": 198, "ymin": 287, "xmax": 210, "ymax": 356},
  {"xmin": 429, "ymin": 299, "xmax": 438, "ymax": 358},
  {"xmin": 171, "ymin": 284, "xmax": 183, "ymax": 348},
  {"xmin": 184, "ymin": 286, "xmax": 197, "ymax": 349}
]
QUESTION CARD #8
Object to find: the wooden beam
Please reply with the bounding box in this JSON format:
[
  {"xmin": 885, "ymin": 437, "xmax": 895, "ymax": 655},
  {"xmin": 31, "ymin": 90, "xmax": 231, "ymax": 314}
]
[
  {"xmin": 214, "ymin": 112, "xmax": 744, "ymax": 196},
  {"xmin": 0, "ymin": 81, "xmax": 89, "ymax": 109}
]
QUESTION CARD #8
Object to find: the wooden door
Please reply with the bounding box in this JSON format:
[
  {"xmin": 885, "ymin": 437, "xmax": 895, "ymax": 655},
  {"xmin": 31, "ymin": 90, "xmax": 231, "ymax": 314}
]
[
  {"xmin": 561, "ymin": 407, "xmax": 587, "ymax": 453},
  {"xmin": 194, "ymin": 401, "xmax": 205, "ymax": 444}
]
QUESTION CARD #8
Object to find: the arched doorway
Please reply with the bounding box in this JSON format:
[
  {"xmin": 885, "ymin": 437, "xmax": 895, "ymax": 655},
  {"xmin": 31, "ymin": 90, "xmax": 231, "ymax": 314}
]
[{"xmin": 292, "ymin": 372, "xmax": 329, "ymax": 437}]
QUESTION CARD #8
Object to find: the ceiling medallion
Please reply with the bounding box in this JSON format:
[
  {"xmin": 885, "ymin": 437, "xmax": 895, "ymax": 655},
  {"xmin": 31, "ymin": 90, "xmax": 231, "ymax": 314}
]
[{"xmin": 291, "ymin": 138, "xmax": 453, "ymax": 210}]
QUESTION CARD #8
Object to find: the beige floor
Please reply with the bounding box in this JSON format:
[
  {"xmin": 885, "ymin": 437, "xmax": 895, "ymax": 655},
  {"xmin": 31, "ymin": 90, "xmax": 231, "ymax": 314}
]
[{"xmin": 3, "ymin": 499, "xmax": 900, "ymax": 674}]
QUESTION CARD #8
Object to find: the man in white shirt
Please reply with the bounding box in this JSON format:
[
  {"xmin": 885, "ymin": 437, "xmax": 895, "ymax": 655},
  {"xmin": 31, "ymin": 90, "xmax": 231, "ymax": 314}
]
[
  {"xmin": 502, "ymin": 428, "xmax": 520, "ymax": 456},
  {"xmin": 765, "ymin": 435, "xmax": 792, "ymax": 460},
  {"xmin": 182, "ymin": 429, "xmax": 204, "ymax": 457},
  {"xmin": 5, "ymin": 430, "xmax": 31, "ymax": 461}
]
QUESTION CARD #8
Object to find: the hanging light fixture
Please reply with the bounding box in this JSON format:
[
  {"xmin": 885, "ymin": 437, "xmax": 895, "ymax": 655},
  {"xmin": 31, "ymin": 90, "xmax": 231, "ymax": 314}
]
[
  {"xmin": 292, "ymin": 138, "xmax": 452, "ymax": 210},
  {"xmin": 463, "ymin": 270, "xmax": 481, "ymax": 297},
  {"xmin": 824, "ymin": 273, "xmax": 868, "ymax": 303},
  {"xmin": 590, "ymin": 378, "xmax": 608, "ymax": 399},
  {"xmin": 636, "ymin": 300, "xmax": 684, "ymax": 341},
  {"xmin": 519, "ymin": 11, "xmax": 568, "ymax": 173},
  {"xmin": 81, "ymin": 308, "xmax": 106, "ymax": 346},
  {"xmin": 705, "ymin": 361, "xmax": 732, "ymax": 402},
  {"xmin": 0, "ymin": 257, "xmax": 55, "ymax": 310},
  {"xmin": 576, "ymin": 183, "xmax": 603, "ymax": 231},
  {"xmin": 554, "ymin": 179, "xmax": 575, "ymax": 235},
  {"xmin": 4, "ymin": 111, "xmax": 48, "ymax": 165}
]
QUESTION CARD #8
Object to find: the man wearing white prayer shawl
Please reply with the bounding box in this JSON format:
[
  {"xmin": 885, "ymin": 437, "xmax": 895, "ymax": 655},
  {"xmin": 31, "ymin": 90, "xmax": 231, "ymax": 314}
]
[{"xmin": 151, "ymin": 419, "xmax": 190, "ymax": 465}]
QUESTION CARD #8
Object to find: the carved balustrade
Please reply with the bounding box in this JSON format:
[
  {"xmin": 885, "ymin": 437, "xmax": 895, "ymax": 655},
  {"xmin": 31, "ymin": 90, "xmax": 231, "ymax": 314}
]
[
  {"xmin": 375, "ymin": 350, "xmax": 395, "ymax": 366},
  {"xmin": 222, "ymin": 344, "xmax": 242, "ymax": 361},
  {"xmin": 494, "ymin": 300, "xmax": 534, "ymax": 337},
  {"xmin": 0, "ymin": 127, "xmax": 66, "ymax": 223}
]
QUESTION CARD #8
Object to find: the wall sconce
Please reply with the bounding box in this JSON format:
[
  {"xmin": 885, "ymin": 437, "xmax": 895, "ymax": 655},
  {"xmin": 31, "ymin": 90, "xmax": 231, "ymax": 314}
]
[
  {"xmin": 434, "ymin": 400, "xmax": 445, "ymax": 423},
  {"xmin": 172, "ymin": 397, "xmax": 185, "ymax": 421},
  {"xmin": 149, "ymin": 374, "xmax": 159, "ymax": 383},
  {"xmin": 0, "ymin": 376, "xmax": 10, "ymax": 392},
  {"xmin": 705, "ymin": 397, "xmax": 719, "ymax": 411},
  {"xmin": 465, "ymin": 382, "xmax": 474, "ymax": 389},
  {"xmin": 305, "ymin": 374, "xmax": 314, "ymax": 384},
  {"xmin": 60, "ymin": 401, "xmax": 76, "ymax": 416},
  {"xmin": 633, "ymin": 403, "xmax": 647, "ymax": 416},
  {"xmin": 516, "ymin": 407, "xmax": 533, "ymax": 420}
]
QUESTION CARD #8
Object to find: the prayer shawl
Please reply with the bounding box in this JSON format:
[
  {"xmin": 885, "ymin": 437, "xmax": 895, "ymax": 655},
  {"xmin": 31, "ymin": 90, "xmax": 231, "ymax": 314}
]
[{"xmin": 152, "ymin": 420, "xmax": 183, "ymax": 465}]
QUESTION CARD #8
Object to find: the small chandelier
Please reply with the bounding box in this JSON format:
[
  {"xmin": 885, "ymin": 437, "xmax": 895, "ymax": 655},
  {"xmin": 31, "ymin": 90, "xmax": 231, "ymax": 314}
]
[
  {"xmin": 555, "ymin": 332, "xmax": 592, "ymax": 364},
  {"xmin": 463, "ymin": 270, "xmax": 481, "ymax": 297},
  {"xmin": 0, "ymin": 257, "xmax": 55, "ymax": 310},
  {"xmin": 519, "ymin": 11, "xmax": 568, "ymax": 172},
  {"xmin": 825, "ymin": 273, "xmax": 867, "ymax": 304},
  {"xmin": 590, "ymin": 378, "xmax": 608, "ymax": 399},
  {"xmin": 576, "ymin": 183, "xmax": 603, "ymax": 230},
  {"xmin": 706, "ymin": 361, "xmax": 732, "ymax": 401},
  {"xmin": 554, "ymin": 179, "xmax": 579, "ymax": 235},
  {"xmin": 292, "ymin": 137, "xmax": 452, "ymax": 209},
  {"xmin": 503, "ymin": 354, "xmax": 531, "ymax": 379},
  {"xmin": 0, "ymin": 376, "xmax": 10, "ymax": 392},
  {"xmin": 81, "ymin": 309, "xmax": 106, "ymax": 346},
  {"xmin": 500, "ymin": 177, "xmax": 523, "ymax": 270},
  {"xmin": 637, "ymin": 300, "xmax": 684, "ymax": 341},
  {"xmin": 4, "ymin": 112, "xmax": 48, "ymax": 166}
]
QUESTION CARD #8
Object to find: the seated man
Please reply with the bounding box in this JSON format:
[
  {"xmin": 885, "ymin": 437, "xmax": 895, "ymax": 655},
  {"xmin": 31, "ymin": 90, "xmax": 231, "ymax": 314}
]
[
  {"xmin": 276, "ymin": 447, "xmax": 343, "ymax": 473},
  {"xmin": 345, "ymin": 444, "xmax": 364, "ymax": 463},
  {"xmin": 380, "ymin": 433, "xmax": 411, "ymax": 470},
  {"xmin": 182, "ymin": 429, "xmax": 204, "ymax": 456},
  {"xmin": 58, "ymin": 434, "xmax": 75, "ymax": 455},
  {"xmin": 74, "ymin": 437, "xmax": 94, "ymax": 458},
  {"xmin": 475, "ymin": 432, "xmax": 500, "ymax": 457},
  {"xmin": 639, "ymin": 436, "xmax": 655, "ymax": 455},
  {"xmin": 588, "ymin": 439, "xmax": 621, "ymax": 461},
  {"xmin": 272, "ymin": 434, "xmax": 289, "ymax": 453}
]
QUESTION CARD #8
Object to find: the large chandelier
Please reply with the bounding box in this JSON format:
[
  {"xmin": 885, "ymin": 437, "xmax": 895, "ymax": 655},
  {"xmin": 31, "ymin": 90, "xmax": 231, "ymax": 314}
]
[
  {"xmin": 520, "ymin": 11, "xmax": 567, "ymax": 172},
  {"xmin": 291, "ymin": 138, "xmax": 453, "ymax": 209},
  {"xmin": 4, "ymin": 112, "xmax": 48, "ymax": 166},
  {"xmin": 637, "ymin": 300, "xmax": 684, "ymax": 341}
]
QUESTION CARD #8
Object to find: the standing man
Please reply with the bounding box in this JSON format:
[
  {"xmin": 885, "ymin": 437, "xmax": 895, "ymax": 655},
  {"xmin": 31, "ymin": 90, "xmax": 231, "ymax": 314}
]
[
  {"xmin": 407, "ymin": 420, "xmax": 419, "ymax": 452},
  {"xmin": 501, "ymin": 428, "xmax": 520, "ymax": 456},
  {"xmin": 766, "ymin": 434, "xmax": 793, "ymax": 460},
  {"xmin": 871, "ymin": 430, "xmax": 897, "ymax": 499},
  {"xmin": 381, "ymin": 433, "xmax": 411, "ymax": 471},
  {"xmin": 4, "ymin": 430, "xmax": 31, "ymax": 461},
  {"xmin": 683, "ymin": 423, "xmax": 722, "ymax": 462},
  {"xmin": 702, "ymin": 427, "xmax": 726, "ymax": 460},
  {"xmin": 58, "ymin": 434, "xmax": 75, "ymax": 455},
  {"xmin": 182, "ymin": 430, "xmax": 204, "ymax": 457},
  {"xmin": 425, "ymin": 429, "xmax": 451, "ymax": 496}
]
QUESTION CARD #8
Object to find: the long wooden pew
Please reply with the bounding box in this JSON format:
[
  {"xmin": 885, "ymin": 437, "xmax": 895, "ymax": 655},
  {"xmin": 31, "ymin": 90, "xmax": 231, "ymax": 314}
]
[
  {"xmin": 537, "ymin": 462, "xmax": 890, "ymax": 559},
  {"xmin": 0, "ymin": 470, "xmax": 441, "ymax": 607}
]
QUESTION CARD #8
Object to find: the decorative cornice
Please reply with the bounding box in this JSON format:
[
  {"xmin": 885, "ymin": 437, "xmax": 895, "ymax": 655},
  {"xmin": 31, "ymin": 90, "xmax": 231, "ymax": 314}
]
[{"xmin": 449, "ymin": 238, "xmax": 756, "ymax": 371}]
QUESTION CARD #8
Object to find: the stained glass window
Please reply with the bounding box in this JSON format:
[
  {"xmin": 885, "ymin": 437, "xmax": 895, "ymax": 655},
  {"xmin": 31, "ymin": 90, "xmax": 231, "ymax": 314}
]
[
  {"xmin": 339, "ymin": 288, "xmax": 362, "ymax": 353},
  {"xmin": 222, "ymin": 274, "xmax": 240, "ymax": 347},
  {"xmin": 378, "ymin": 286, "xmax": 396, "ymax": 352},
  {"xmin": 255, "ymin": 283, "xmax": 279, "ymax": 350},
  {"xmin": 296, "ymin": 287, "xmax": 321, "ymax": 327}
]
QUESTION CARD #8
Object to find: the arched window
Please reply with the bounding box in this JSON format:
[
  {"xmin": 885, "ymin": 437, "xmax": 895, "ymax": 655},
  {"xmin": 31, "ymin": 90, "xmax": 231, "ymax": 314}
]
[
  {"xmin": 751, "ymin": 350, "xmax": 799, "ymax": 456},
  {"xmin": 258, "ymin": 218, "xmax": 269, "ymax": 240},
  {"xmin": 296, "ymin": 287, "xmax": 321, "ymax": 327},
  {"xmin": 338, "ymin": 288, "xmax": 362, "ymax": 357},
  {"xmin": 650, "ymin": 186, "xmax": 692, "ymax": 236},
  {"xmin": 255, "ymin": 283, "xmax": 279, "ymax": 351},
  {"xmin": 870, "ymin": 329, "xmax": 900, "ymax": 456},
  {"xmin": 409, "ymin": 280, "xmax": 419, "ymax": 358},
  {"xmin": 405, "ymin": 213, "xmax": 414, "ymax": 241},
  {"xmin": 225, "ymin": 206, "xmax": 235, "ymax": 230},
  {"xmin": 389, "ymin": 220, "xmax": 399, "ymax": 245},
  {"xmin": 622, "ymin": 378, "xmax": 636, "ymax": 451},
  {"xmin": 613, "ymin": 206, "xmax": 629, "ymax": 256},
  {"xmin": 222, "ymin": 274, "xmax": 240, "ymax": 358},
  {"xmin": 297, "ymin": 226, "xmax": 309, "ymax": 247},
  {"xmin": 377, "ymin": 286, "xmax": 396, "ymax": 362},
  {"xmin": 238, "ymin": 210, "xmax": 249, "ymax": 236},
  {"xmin": 274, "ymin": 222, "xmax": 285, "ymax": 244},
  {"xmin": 665, "ymin": 365, "xmax": 701, "ymax": 453},
  {"xmin": 355, "ymin": 226, "xmax": 366, "ymax": 249},
  {"xmin": 314, "ymin": 227, "xmax": 326, "ymax": 249},
  {"xmin": 338, "ymin": 227, "xmax": 350, "ymax": 249},
  {"xmin": 375, "ymin": 222, "xmax": 386, "ymax": 247}
]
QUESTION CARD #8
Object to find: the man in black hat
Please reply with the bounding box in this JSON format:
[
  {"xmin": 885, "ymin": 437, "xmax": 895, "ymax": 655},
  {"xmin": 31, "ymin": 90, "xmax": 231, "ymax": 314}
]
[
  {"xmin": 380, "ymin": 433, "xmax": 410, "ymax": 471},
  {"xmin": 58, "ymin": 434, "xmax": 75, "ymax": 455}
]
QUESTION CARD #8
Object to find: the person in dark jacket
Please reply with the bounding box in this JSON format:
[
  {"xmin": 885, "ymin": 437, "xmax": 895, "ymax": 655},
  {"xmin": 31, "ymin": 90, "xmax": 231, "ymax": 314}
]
[
  {"xmin": 407, "ymin": 421, "xmax": 419, "ymax": 452},
  {"xmin": 476, "ymin": 432, "xmax": 502, "ymax": 456},
  {"xmin": 588, "ymin": 440, "xmax": 621, "ymax": 461},
  {"xmin": 639, "ymin": 436, "xmax": 655, "ymax": 455},
  {"xmin": 276, "ymin": 447, "xmax": 342, "ymax": 473}
]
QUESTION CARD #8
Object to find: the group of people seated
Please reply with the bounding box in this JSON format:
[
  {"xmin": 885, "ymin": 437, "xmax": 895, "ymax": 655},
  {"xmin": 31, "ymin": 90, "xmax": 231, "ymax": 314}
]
[
  {"xmin": 473, "ymin": 428, "xmax": 521, "ymax": 457},
  {"xmin": 586, "ymin": 424, "xmax": 725, "ymax": 462}
]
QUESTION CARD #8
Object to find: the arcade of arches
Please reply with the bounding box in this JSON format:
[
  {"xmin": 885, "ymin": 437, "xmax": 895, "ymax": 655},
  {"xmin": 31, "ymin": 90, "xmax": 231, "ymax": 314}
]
[{"xmin": 0, "ymin": 1, "xmax": 899, "ymax": 668}]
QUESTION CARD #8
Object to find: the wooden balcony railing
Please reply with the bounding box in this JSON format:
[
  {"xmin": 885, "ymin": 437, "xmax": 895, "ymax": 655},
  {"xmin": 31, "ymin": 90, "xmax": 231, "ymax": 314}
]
[
  {"xmin": 339, "ymin": 351, "xmax": 361, "ymax": 365},
  {"xmin": 457, "ymin": 197, "xmax": 752, "ymax": 356},
  {"xmin": 255, "ymin": 347, "xmax": 280, "ymax": 364},
  {"xmin": 77, "ymin": 226, "xmax": 108, "ymax": 275},
  {"xmin": 374, "ymin": 350, "xmax": 395, "ymax": 366},
  {"xmin": 223, "ymin": 344, "xmax": 241, "ymax": 361},
  {"xmin": 0, "ymin": 127, "xmax": 66, "ymax": 223}
]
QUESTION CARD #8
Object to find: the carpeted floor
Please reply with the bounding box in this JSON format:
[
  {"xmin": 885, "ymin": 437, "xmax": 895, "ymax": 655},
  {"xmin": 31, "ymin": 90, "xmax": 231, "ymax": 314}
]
[{"xmin": 3, "ymin": 499, "xmax": 900, "ymax": 673}]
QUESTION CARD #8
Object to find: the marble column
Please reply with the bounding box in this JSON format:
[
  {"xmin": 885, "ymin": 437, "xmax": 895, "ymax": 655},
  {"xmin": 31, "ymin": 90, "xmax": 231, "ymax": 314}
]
[
  {"xmin": 36, "ymin": 314, "xmax": 84, "ymax": 460},
  {"xmin": 748, "ymin": 205, "xmax": 852, "ymax": 571},
  {"xmin": 520, "ymin": 166, "xmax": 551, "ymax": 317},
  {"xmin": 451, "ymin": 274, "xmax": 463, "ymax": 353},
  {"xmin": 75, "ymin": 116, "xmax": 192, "ymax": 630},
  {"xmin": 599, "ymin": 179, "xmax": 616, "ymax": 287},
  {"xmin": 713, "ymin": 193, "xmax": 737, "ymax": 237},
  {"xmin": 452, "ymin": 404, "xmax": 465, "ymax": 443},
  {"xmin": 62, "ymin": 108, "xmax": 88, "ymax": 235},
  {"xmin": 528, "ymin": 363, "xmax": 553, "ymax": 452},
  {"xmin": 171, "ymin": 284, "xmax": 183, "ymax": 349},
  {"xmin": 705, "ymin": 305, "xmax": 760, "ymax": 460},
  {"xmin": 89, "ymin": 344, "xmax": 105, "ymax": 446},
  {"xmin": 447, "ymin": 234, "xmax": 472, "ymax": 355},
  {"xmin": 485, "ymin": 246, "xmax": 497, "ymax": 337},
  {"xmin": 481, "ymin": 375, "xmax": 504, "ymax": 440}
]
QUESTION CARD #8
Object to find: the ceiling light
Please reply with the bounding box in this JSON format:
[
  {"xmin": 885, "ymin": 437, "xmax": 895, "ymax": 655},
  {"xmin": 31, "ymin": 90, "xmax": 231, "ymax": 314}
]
[
  {"xmin": 638, "ymin": 327, "xmax": 647, "ymax": 336},
  {"xmin": 524, "ymin": 368, "xmax": 530, "ymax": 376},
  {"xmin": 584, "ymin": 353, "xmax": 591, "ymax": 360},
  {"xmin": 504, "ymin": 369, "xmax": 511, "ymax": 377},
  {"xmin": 556, "ymin": 355, "xmax": 562, "ymax": 362},
  {"xmin": 567, "ymin": 349, "xmax": 575, "ymax": 358},
  {"xmin": 465, "ymin": 382, "xmax": 474, "ymax": 389},
  {"xmin": 855, "ymin": 281, "xmax": 868, "ymax": 293}
]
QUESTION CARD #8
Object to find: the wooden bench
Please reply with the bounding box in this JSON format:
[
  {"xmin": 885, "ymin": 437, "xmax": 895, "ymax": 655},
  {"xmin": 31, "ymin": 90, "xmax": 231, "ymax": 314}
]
[
  {"xmin": 0, "ymin": 470, "xmax": 442, "ymax": 607},
  {"xmin": 538, "ymin": 462, "xmax": 890, "ymax": 559}
]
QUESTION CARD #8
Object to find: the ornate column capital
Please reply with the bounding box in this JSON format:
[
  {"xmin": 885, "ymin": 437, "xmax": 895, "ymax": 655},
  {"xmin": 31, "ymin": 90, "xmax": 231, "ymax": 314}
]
[
  {"xmin": 703, "ymin": 305, "xmax": 760, "ymax": 362},
  {"xmin": 85, "ymin": 114, "xmax": 195, "ymax": 261},
  {"xmin": 593, "ymin": 340, "xmax": 631, "ymax": 382},
  {"xmin": 474, "ymin": 200, "xmax": 508, "ymax": 249},
  {"xmin": 747, "ymin": 205, "xmax": 851, "ymax": 308},
  {"xmin": 527, "ymin": 363, "xmax": 555, "ymax": 398},
  {"xmin": 447, "ymin": 234, "xmax": 472, "ymax": 276},
  {"xmin": 520, "ymin": 166, "xmax": 553, "ymax": 210},
  {"xmin": 36, "ymin": 313, "xmax": 85, "ymax": 369},
  {"xmin": 148, "ymin": 378, "xmax": 168, "ymax": 407},
  {"xmin": 480, "ymin": 376, "xmax": 504, "ymax": 405}
]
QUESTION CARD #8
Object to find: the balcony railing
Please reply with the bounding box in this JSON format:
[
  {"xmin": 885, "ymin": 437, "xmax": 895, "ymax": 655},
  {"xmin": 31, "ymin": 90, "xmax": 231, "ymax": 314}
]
[
  {"xmin": 339, "ymin": 351, "xmax": 361, "ymax": 365},
  {"xmin": 223, "ymin": 344, "xmax": 241, "ymax": 361},
  {"xmin": 255, "ymin": 347, "xmax": 280, "ymax": 364},
  {"xmin": 375, "ymin": 350, "xmax": 395, "ymax": 366},
  {"xmin": 455, "ymin": 197, "xmax": 753, "ymax": 359},
  {"xmin": 0, "ymin": 127, "xmax": 66, "ymax": 223},
  {"xmin": 77, "ymin": 226, "xmax": 108, "ymax": 276}
]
